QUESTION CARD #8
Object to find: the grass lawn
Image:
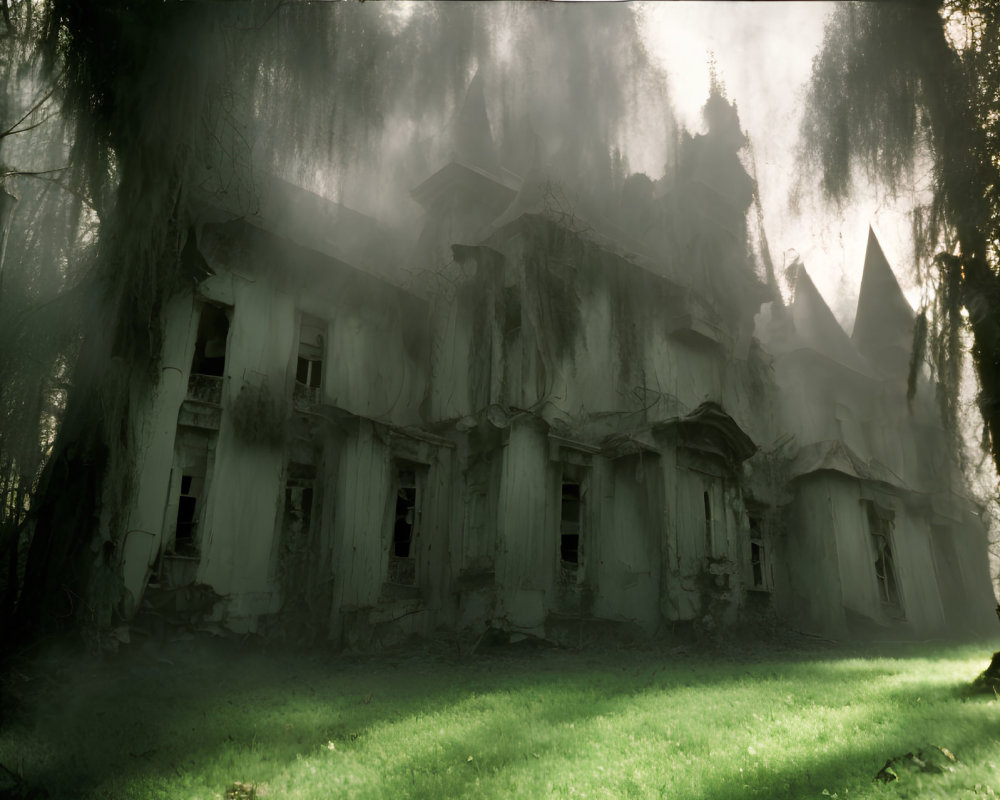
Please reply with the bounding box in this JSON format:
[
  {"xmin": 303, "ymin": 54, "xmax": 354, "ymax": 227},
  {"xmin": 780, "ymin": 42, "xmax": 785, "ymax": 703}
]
[{"xmin": 1, "ymin": 635, "xmax": 999, "ymax": 799}]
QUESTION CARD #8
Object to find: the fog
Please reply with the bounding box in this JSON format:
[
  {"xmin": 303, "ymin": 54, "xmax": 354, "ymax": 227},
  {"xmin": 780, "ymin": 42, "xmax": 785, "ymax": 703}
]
[
  {"xmin": 241, "ymin": 1, "xmax": 913, "ymax": 324},
  {"xmin": 3, "ymin": 0, "xmax": 996, "ymax": 663}
]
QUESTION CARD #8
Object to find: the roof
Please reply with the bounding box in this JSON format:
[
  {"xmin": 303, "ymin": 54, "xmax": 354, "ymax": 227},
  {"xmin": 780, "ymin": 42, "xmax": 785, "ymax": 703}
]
[
  {"xmin": 410, "ymin": 159, "xmax": 520, "ymax": 211},
  {"xmin": 786, "ymin": 261, "xmax": 875, "ymax": 376},
  {"xmin": 452, "ymin": 70, "xmax": 503, "ymax": 177},
  {"xmin": 192, "ymin": 174, "xmax": 404, "ymax": 283},
  {"xmin": 851, "ymin": 227, "xmax": 915, "ymax": 374},
  {"xmin": 790, "ymin": 439, "xmax": 905, "ymax": 488},
  {"xmin": 654, "ymin": 401, "xmax": 757, "ymax": 464}
]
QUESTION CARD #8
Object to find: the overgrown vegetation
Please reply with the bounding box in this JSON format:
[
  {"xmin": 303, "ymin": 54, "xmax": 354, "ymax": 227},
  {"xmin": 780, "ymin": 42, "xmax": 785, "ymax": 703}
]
[
  {"xmin": 800, "ymin": 2, "xmax": 1000, "ymax": 479},
  {"xmin": 0, "ymin": 0, "xmax": 679, "ymax": 648},
  {"xmin": 1, "ymin": 640, "xmax": 999, "ymax": 799}
]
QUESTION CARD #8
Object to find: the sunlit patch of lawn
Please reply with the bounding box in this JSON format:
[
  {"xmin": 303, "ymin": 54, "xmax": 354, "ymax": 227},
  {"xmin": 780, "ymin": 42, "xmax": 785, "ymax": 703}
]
[{"xmin": 1, "ymin": 638, "xmax": 998, "ymax": 799}]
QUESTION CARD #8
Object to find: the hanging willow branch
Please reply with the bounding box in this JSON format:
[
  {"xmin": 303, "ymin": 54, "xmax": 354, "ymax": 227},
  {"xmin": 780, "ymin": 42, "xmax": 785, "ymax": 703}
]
[{"xmin": 802, "ymin": 1, "xmax": 1000, "ymax": 473}]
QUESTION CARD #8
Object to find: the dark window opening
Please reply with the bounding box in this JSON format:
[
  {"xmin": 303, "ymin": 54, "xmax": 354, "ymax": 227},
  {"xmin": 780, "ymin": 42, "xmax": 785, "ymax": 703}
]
[
  {"xmin": 703, "ymin": 489, "xmax": 713, "ymax": 553},
  {"xmin": 285, "ymin": 483, "xmax": 314, "ymax": 536},
  {"xmin": 867, "ymin": 504, "xmax": 901, "ymax": 609},
  {"xmin": 393, "ymin": 482, "xmax": 416, "ymax": 558},
  {"xmin": 296, "ymin": 318, "xmax": 325, "ymax": 394},
  {"xmin": 276, "ymin": 465, "xmax": 318, "ymax": 600},
  {"xmin": 296, "ymin": 356, "xmax": 323, "ymax": 389},
  {"xmin": 748, "ymin": 514, "xmax": 767, "ymax": 589},
  {"xmin": 560, "ymin": 482, "xmax": 581, "ymax": 566},
  {"xmin": 174, "ymin": 473, "xmax": 203, "ymax": 555},
  {"xmin": 388, "ymin": 466, "xmax": 418, "ymax": 586},
  {"xmin": 191, "ymin": 304, "xmax": 230, "ymax": 378},
  {"xmin": 502, "ymin": 285, "xmax": 521, "ymax": 335},
  {"xmin": 750, "ymin": 541, "xmax": 763, "ymax": 587}
]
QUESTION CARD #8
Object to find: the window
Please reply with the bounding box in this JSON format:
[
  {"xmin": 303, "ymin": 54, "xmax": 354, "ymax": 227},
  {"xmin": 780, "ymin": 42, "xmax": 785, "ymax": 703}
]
[
  {"xmin": 165, "ymin": 429, "xmax": 214, "ymax": 557},
  {"xmin": 558, "ymin": 465, "xmax": 587, "ymax": 585},
  {"xmin": 191, "ymin": 304, "xmax": 230, "ymax": 378},
  {"xmin": 174, "ymin": 473, "xmax": 204, "ymax": 555},
  {"xmin": 703, "ymin": 489, "xmax": 713, "ymax": 555},
  {"xmin": 502, "ymin": 285, "xmax": 521, "ymax": 336},
  {"xmin": 387, "ymin": 465, "xmax": 419, "ymax": 586},
  {"xmin": 187, "ymin": 304, "xmax": 230, "ymax": 407},
  {"xmin": 296, "ymin": 317, "xmax": 325, "ymax": 392},
  {"xmin": 747, "ymin": 513, "xmax": 769, "ymax": 591},
  {"xmin": 866, "ymin": 502, "xmax": 902, "ymax": 610},
  {"xmin": 277, "ymin": 465, "xmax": 317, "ymax": 592},
  {"xmin": 284, "ymin": 478, "xmax": 315, "ymax": 538},
  {"xmin": 560, "ymin": 481, "xmax": 581, "ymax": 567}
]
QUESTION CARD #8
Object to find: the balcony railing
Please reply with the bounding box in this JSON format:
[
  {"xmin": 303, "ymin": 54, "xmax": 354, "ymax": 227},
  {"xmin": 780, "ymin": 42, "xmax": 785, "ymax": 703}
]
[
  {"xmin": 187, "ymin": 374, "xmax": 223, "ymax": 406},
  {"xmin": 292, "ymin": 381, "xmax": 322, "ymax": 411}
]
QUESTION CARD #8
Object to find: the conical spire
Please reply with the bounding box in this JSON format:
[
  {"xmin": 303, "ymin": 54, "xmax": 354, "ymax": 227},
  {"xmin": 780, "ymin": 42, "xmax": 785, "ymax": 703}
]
[
  {"xmin": 788, "ymin": 261, "xmax": 872, "ymax": 374},
  {"xmin": 851, "ymin": 227, "xmax": 914, "ymax": 375},
  {"xmin": 491, "ymin": 121, "xmax": 546, "ymax": 230},
  {"xmin": 452, "ymin": 70, "xmax": 502, "ymax": 177}
]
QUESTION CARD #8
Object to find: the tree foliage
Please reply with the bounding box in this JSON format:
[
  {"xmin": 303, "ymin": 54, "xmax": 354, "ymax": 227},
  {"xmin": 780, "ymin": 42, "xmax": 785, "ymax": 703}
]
[
  {"xmin": 0, "ymin": 0, "xmax": 673, "ymax": 643},
  {"xmin": 801, "ymin": 0, "xmax": 1000, "ymax": 475}
]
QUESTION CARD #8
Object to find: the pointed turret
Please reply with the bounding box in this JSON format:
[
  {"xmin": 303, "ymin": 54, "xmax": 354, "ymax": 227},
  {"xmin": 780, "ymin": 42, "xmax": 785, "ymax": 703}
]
[
  {"xmin": 410, "ymin": 72, "xmax": 520, "ymax": 264},
  {"xmin": 490, "ymin": 122, "xmax": 546, "ymax": 230},
  {"xmin": 452, "ymin": 70, "xmax": 503, "ymax": 177},
  {"xmin": 787, "ymin": 261, "xmax": 873, "ymax": 375},
  {"xmin": 851, "ymin": 227, "xmax": 915, "ymax": 376}
]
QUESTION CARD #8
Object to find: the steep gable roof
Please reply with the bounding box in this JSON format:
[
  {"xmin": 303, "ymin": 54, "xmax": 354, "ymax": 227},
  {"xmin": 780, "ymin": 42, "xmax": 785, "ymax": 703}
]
[
  {"xmin": 452, "ymin": 70, "xmax": 503, "ymax": 178},
  {"xmin": 851, "ymin": 227, "xmax": 915, "ymax": 375},
  {"xmin": 787, "ymin": 261, "xmax": 873, "ymax": 375}
]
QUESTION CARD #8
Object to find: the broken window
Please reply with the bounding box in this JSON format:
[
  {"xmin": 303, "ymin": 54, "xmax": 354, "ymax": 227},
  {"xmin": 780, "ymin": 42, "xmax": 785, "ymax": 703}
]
[
  {"xmin": 866, "ymin": 502, "xmax": 901, "ymax": 610},
  {"xmin": 560, "ymin": 481, "xmax": 582, "ymax": 567},
  {"xmin": 703, "ymin": 489, "xmax": 713, "ymax": 555},
  {"xmin": 277, "ymin": 465, "xmax": 317, "ymax": 594},
  {"xmin": 387, "ymin": 464, "xmax": 420, "ymax": 586},
  {"xmin": 191, "ymin": 303, "xmax": 230, "ymax": 378},
  {"xmin": 188, "ymin": 303, "xmax": 230, "ymax": 406},
  {"xmin": 164, "ymin": 428, "xmax": 214, "ymax": 558},
  {"xmin": 557, "ymin": 462, "xmax": 589, "ymax": 585},
  {"xmin": 284, "ymin": 479, "xmax": 314, "ymax": 538},
  {"xmin": 747, "ymin": 513, "xmax": 769, "ymax": 591},
  {"xmin": 174, "ymin": 474, "xmax": 204, "ymax": 555},
  {"xmin": 502, "ymin": 285, "xmax": 521, "ymax": 336},
  {"xmin": 296, "ymin": 317, "xmax": 325, "ymax": 393}
]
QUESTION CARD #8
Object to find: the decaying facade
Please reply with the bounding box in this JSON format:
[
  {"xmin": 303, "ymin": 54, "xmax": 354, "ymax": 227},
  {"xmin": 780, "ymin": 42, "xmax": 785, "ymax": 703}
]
[{"xmin": 111, "ymin": 88, "xmax": 996, "ymax": 646}]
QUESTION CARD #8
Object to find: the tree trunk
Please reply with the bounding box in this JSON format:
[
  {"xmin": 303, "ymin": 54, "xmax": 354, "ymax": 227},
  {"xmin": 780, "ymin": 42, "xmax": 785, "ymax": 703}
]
[{"xmin": 8, "ymin": 338, "xmax": 111, "ymax": 644}]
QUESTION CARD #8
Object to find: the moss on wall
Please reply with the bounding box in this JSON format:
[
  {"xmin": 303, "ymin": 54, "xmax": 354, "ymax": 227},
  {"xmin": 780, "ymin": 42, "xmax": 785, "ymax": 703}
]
[{"xmin": 230, "ymin": 382, "xmax": 286, "ymax": 446}]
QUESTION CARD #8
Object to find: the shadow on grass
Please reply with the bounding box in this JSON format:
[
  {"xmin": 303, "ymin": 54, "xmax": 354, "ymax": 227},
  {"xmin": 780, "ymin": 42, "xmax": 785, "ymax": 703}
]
[
  {"xmin": 346, "ymin": 671, "xmax": 1000, "ymax": 799},
  {"xmin": 1, "ymin": 636, "xmax": 996, "ymax": 798}
]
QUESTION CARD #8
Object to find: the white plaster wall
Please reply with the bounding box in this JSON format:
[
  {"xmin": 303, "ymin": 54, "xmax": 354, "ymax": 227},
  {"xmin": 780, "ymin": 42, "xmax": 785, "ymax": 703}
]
[
  {"xmin": 591, "ymin": 454, "xmax": 661, "ymax": 633},
  {"xmin": 429, "ymin": 295, "xmax": 474, "ymax": 420},
  {"xmin": 119, "ymin": 291, "xmax": 200, "ymax": 607},
  {"xmin": 782, "ymin": 479, "xmax": 847, "ymax": 637},
  {"xmin": 197, "ymin": 279, "xmax": 296, "ymax": 608},
  {"xmin": 495, "ymin": 421, "xmax": 550, "ymax": 632},
  {"xmin": 327, "ymin": 302, "xmax": 425, "ymax": 425},
  {"xmin": 892, "ymin": 504, "xmax": 947, "ymax": 633},
  {"xmin": 830, "ymin": 486, "xmax": 885, "ymax": 623},
  {"xmin": 331, "ymin": 421, "xmax": 392, "ymax": 614}
]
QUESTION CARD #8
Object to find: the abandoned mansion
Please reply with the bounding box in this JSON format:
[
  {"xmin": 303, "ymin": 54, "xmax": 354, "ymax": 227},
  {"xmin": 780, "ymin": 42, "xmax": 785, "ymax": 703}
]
[{"xmin": 111, "ymin": 87, "xmax": 997, "ymax": 645}]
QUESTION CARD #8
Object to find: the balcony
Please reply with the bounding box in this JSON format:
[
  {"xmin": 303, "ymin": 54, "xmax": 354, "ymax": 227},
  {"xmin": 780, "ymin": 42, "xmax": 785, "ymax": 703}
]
[
  {"xmin": 180, "ymin": 374, "xmax": 224, "ymax": 430},
  {"xmin": 292, "ymin": 381, "xmax": 322, "ymax": 412},
  {"xmin": 187, "ymin": 374, "xmax": 223, "ymax": 406}
]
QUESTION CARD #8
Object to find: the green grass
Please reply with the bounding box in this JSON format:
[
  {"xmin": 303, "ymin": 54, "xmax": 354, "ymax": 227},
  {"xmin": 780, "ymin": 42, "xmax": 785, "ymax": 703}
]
[{"xmin": 2, "ymin": 637, "xmax": 999, "ymax": 799}]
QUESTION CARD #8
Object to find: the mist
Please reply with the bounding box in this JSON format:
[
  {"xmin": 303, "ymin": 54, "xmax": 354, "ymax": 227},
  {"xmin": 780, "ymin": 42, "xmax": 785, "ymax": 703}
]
[
  {"xmin": 0, "ymin": 0, "xmax": 992, "ymax": 651},
  {"xmin": 4, "ymin": 3, "xmax": 1000, "ymax": 797}
]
